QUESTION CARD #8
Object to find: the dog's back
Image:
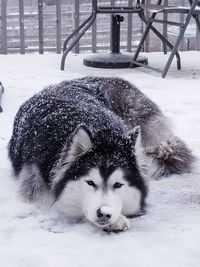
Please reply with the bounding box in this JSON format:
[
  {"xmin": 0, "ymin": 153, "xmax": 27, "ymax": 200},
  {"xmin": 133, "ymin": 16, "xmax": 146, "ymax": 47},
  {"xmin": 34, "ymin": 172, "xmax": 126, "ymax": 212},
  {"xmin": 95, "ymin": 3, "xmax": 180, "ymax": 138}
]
[
  {"xmin": 9, "ymin": 76, "xmax": 194, "ymax": 193},
  {"xmin": 8, "ymin": 79, "xmax": 132, "ymax": 182},
  {"xmin": 74, "ymin": 77, "xmax": 194, "ymax": 178}
]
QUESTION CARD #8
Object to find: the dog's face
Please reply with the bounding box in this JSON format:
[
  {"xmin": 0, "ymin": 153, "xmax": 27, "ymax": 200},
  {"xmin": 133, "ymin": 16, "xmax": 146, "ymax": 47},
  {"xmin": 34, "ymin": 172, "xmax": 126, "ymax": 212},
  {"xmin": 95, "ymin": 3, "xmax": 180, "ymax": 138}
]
[
  {"xmin": 53, "ymin": 125, "xmax": 147, "ymax": 227},
  {"xmin": 80, "ymin": 167, "xmax": 142, "ymax": 227},
  {"xmin": 55, "ymin": 167, "xmax": 143, "ymax": 227}
]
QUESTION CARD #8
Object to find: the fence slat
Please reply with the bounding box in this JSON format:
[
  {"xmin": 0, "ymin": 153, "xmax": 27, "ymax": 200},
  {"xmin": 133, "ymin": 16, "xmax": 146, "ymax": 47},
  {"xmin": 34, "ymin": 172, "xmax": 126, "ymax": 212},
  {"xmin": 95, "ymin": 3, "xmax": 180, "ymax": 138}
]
[
  {"xmin": 127, "ymin": 0, "xmax": 133, "ymax": 52},
  {"xmin": 74, "ymin": 0, "xmax": 80, "ymax": 54},
  {"xmin": 196, "ymin": 25, "xmax": 200, "ymax": 50},
  {"xmin": 110, "ymin": 0, "xmax": 115, "ymax": 51},
  {"xmin": 19, "ymin": 0, "xmax": 25, "ymax": 54},
  {"xmin": 1, "ymin": 0, "xmax": 199, "ymax": 55},
  {"xmin": 38, "ymin": 0, "xmax": 44, "ymax": 54},
  {"xmin": 56, "ymin": 0, "xmax": 62, "ymax": 53},
  {"xmin": 92, "ymin": 20, "xmax": 97, "ymax": 52},
  {"xmin": 1, "ymin": 0, "xmax": 8, "ymax": 54}
]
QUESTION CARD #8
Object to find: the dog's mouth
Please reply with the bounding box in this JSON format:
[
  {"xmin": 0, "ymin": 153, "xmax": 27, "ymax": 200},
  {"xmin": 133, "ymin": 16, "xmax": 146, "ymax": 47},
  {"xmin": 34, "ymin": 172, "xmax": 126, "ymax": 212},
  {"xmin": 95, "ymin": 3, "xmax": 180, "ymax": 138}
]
[{"xmin": 94, "ymin": 220, "xmax": 112, "ymax": 228}]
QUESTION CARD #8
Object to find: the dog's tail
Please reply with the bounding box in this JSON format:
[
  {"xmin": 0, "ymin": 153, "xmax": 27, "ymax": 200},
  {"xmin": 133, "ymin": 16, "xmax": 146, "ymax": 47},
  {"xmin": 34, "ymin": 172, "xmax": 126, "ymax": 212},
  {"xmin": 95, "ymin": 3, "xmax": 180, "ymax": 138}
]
[
  {"xmin": 98, "ymin": 77, "xmax": 195, "ymax": 179},
  {"xmin": 143, "ymin": 136, "xmax": 195, "ymax": 179}
]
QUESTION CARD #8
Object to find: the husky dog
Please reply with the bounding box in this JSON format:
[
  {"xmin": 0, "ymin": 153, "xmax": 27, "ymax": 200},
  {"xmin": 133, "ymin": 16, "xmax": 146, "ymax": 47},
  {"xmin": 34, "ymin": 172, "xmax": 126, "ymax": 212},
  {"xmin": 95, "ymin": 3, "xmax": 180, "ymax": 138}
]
[{"xmin": 8, "ymin": 77, "xmax": 194, "ymax": 232}]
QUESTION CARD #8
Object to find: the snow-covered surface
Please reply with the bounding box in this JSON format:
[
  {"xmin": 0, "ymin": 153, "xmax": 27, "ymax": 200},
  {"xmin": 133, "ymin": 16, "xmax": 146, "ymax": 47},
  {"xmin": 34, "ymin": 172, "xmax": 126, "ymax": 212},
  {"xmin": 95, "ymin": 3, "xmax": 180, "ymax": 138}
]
[{"xmin": 0, "ymin": 52, "xmax": 200, "ymax": 267}]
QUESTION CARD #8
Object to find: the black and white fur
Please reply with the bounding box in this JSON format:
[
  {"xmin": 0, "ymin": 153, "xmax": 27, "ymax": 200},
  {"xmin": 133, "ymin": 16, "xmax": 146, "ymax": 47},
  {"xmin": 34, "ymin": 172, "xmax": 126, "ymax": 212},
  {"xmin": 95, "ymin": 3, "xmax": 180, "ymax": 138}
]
[{"xmin": 8, "ymin": 77, "xmax": 194, "ymax": 231}]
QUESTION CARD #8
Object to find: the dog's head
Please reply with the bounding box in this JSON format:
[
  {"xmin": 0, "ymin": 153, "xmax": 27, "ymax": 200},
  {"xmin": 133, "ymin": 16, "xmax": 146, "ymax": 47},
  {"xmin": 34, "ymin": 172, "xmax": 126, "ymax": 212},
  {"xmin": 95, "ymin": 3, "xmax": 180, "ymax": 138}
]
[{"xmin": 52, "ymin": 125, "xmax": 147, "ymax": 227}]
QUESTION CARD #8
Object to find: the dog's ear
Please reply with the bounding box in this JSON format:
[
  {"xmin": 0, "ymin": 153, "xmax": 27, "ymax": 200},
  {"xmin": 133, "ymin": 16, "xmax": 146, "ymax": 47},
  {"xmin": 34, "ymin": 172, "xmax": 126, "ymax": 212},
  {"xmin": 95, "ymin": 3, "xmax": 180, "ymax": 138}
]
[
  {"xmin": 55, "ymin": 125, "xmax": 93, "ymax": 171},
  {"xmin": 69, "ymin": 124, "xmax": 93, "ymax": 159},
  {"xmin": 50, "ymin": 125, "xmax": 93, "ymax": 190}
]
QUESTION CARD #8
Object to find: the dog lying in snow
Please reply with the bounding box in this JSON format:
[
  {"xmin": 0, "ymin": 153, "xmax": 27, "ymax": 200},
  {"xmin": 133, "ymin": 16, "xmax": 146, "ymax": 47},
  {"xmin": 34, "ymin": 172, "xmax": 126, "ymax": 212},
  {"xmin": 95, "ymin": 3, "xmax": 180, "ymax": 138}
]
[{"xmin": 8, "ymin": 77, "xmax": 194, "ymax": 232}]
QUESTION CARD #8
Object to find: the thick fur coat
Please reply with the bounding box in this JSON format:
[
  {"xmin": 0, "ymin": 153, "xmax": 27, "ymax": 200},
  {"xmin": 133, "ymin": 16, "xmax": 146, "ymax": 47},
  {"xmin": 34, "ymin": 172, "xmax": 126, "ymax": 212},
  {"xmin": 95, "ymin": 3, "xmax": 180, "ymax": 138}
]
[{"xmin": 8, "ymin": 77, "xmax": 194, "ymax": 231}]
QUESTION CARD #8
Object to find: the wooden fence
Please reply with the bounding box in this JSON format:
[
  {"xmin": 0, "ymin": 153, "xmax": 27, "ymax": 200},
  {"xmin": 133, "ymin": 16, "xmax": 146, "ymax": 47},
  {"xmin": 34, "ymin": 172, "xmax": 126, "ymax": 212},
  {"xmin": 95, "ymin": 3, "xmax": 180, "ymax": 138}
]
[{"xmin": 0, "ymin": 0, "xmax": 199, "ymax": 54}]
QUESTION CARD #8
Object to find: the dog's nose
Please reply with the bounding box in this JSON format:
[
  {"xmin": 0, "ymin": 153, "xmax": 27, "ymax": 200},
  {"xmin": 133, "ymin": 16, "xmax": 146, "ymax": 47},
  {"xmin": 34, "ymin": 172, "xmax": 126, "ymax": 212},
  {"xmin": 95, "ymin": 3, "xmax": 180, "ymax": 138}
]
[{"xmin": 97, "ymin": 206, "xmax": 112, "ymax": 221}]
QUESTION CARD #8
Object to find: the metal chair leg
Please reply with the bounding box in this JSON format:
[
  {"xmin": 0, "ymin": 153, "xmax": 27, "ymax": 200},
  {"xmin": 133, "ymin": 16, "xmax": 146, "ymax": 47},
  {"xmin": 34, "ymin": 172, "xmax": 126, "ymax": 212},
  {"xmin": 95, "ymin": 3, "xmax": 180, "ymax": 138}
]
[
  {"xmin": 194, "ymin": 16, "xmax": 200, "ymax": 32},
  {"xmin": 132, "ymin": 18, "xmax": 151, "ymax": 62},
  {"xmin": 141, "ymin": 12, "xmax": 181, "ymax": 68},
  {"xmin": 150, "ymin": 25, "xmax": 181, "ymax": 70},
  {"xmin": 132, "ymin": 11, "xmax": 181, "ymax": 70},
  {"xmin": 162, "ymin": 12, "xmax": 194, "ymax": 78},
  {"xmin": 62, "ymin": 13, "xmax": 94, "ymax": 52},
  {"xmin": 162, "ymin": 0, "xmax": 199, "ymax": 77},
  {"xmin": 61, "ymin": 12, "xmax": 97, "ymax": 70}
]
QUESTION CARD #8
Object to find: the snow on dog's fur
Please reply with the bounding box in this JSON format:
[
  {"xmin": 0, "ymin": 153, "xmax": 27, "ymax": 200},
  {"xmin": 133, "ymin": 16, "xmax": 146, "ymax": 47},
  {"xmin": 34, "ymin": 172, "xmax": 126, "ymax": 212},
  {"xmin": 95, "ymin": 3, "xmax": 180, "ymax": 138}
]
[{"xmin": 8, "ymin": 77, "xmax": 194, "ymax": 232}]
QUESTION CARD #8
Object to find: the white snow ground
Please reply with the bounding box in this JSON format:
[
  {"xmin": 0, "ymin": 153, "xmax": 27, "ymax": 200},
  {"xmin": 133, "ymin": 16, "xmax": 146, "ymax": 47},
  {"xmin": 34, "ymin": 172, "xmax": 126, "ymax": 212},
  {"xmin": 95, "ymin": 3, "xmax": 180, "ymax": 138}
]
[{"xmin": 0, "ymin": 51, "xmax": 200, "ymax": 267}]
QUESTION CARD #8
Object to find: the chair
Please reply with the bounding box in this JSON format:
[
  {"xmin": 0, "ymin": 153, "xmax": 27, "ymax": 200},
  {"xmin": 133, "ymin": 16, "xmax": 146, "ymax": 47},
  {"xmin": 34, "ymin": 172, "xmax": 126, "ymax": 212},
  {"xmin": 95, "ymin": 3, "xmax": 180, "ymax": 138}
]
[{"xmin": 131, "ymin": 0, "xmax": 200, "ymax": 78}]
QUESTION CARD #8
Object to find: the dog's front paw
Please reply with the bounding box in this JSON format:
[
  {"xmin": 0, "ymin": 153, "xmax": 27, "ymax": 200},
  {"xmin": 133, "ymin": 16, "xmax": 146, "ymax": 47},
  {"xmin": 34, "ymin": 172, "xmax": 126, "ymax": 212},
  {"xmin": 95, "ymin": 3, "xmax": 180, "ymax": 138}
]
[{"xmin": 103, "ymin": 215, "xmax": 130, "ymax": 233}]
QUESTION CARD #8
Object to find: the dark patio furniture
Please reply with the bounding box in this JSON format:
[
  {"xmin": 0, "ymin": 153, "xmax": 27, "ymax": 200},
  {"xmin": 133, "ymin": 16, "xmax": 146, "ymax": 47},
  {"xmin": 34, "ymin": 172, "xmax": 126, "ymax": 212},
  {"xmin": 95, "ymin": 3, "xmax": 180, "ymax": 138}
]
[
  {"xmin": 131, "ymin": 0, "xmax": 200, "ymax": 78},
  {"xmin": 61, "ymin": 0, "xmax": 149, "ymax": 70}
]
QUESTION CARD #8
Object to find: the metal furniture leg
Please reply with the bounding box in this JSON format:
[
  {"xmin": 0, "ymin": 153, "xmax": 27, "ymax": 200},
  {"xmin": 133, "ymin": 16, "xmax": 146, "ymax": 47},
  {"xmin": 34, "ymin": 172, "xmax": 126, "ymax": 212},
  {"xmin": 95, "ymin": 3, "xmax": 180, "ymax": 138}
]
[
  {"xmin": 161, "ymin": 4, "xmax": 195, "ymax": 77},
  {"xmin": 194, "ymin": 15, "xmax": 200, "ymax": 32},
  {"xmin": 61, "ymin": 12, "xmax": 97, "ymax": 70},
  {"xmin": 62, "ymin": 13, "xmax": 94, "ymax": 52},
  {"xmin": 83, "ymin": 14, "xmax": 148, "ymax": 68},
  {"xmin": 148, "ymin": 24, "xmax": 181, "ymax": 70},
  {"xmin": 131, "ymin": 11, "xmax": 181, "ymax": 71}
]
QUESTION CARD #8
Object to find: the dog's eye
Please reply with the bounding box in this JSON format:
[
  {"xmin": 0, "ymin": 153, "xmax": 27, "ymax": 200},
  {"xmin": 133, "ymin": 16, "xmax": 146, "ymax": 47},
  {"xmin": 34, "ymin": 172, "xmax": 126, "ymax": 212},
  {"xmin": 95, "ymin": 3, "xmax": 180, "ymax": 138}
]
[
  {"xmin": 86, "ymin": 180, "xmax": 96, "ymax": 188},
  {"xmin": 113, "ymin": 182, "xmax": 124, "ymax": 189}
]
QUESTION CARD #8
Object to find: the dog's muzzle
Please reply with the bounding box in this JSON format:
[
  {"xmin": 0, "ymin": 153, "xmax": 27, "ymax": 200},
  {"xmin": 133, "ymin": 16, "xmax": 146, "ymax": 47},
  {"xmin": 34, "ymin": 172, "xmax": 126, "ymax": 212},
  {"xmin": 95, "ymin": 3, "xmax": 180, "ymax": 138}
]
[{"xmin": 96, "ymin": 206, "xmax": 113, "ymax": 226}]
